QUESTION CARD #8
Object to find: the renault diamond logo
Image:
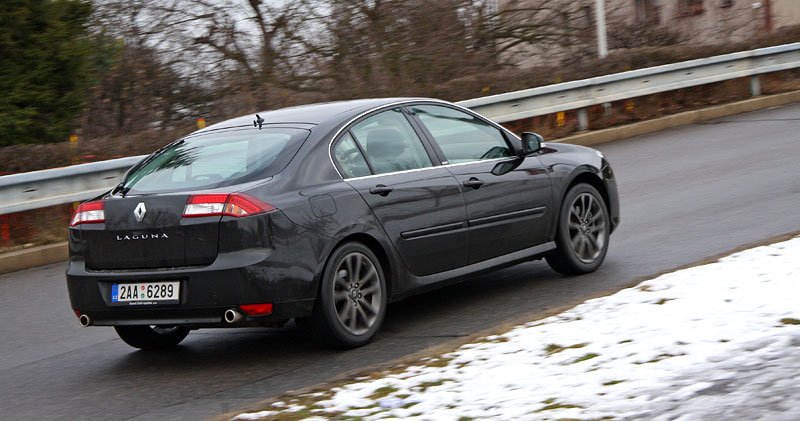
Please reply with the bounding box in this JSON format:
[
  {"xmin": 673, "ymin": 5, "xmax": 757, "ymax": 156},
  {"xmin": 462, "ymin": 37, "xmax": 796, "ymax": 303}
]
[{"xmin": 133, "ymin": 202, "xmax": 147, "ymax": 222}]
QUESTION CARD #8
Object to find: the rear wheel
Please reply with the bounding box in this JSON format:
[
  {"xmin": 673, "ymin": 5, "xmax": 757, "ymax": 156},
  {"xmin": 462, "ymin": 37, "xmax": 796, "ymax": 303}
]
[
  {"xmin": 114, "ymin": 325, "xmax": 190, "ymax": 350},
  {"xmin": 546, "ymin": 183, "xmax": 610, "ymax": 275},
  {"xmin": 311, "ymin": 242, "xmax": 387, "ymax": 348}
]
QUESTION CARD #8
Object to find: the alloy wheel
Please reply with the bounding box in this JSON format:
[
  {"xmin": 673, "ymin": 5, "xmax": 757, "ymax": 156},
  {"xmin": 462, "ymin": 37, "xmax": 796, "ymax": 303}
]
[
  {"xmin": 567, "ymin": 192, "xmax": 607, "ymax": 263},
  {"xmin": 332, "ymin": 252, "xmax": 382, "ymax": 336}
]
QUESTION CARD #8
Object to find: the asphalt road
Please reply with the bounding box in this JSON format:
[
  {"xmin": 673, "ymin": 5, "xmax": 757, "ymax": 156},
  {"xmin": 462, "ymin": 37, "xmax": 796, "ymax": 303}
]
[{"xmin": 2, "ymin": 104, "xmax": 799, "ymax": 420}]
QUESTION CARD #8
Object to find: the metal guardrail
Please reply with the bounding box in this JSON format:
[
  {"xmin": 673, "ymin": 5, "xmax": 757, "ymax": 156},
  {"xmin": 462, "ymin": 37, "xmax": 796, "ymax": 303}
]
[
  {"xmin": 2, "ymin": 42, "xmax": 800, "ymax": 215},
  {"xmin": 0, "ymin": 156, "xmax": 144, "ymax": 215},
  {"xmin": 462, "ymin": 42, "xmax": 800, "ymax": 128}
]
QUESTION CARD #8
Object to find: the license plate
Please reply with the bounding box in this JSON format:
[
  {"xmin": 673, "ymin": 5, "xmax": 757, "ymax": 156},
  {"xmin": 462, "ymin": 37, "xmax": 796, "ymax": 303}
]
[{"xmin": 111, "ymin": 282, "xmax": 180, "ymax": 305}]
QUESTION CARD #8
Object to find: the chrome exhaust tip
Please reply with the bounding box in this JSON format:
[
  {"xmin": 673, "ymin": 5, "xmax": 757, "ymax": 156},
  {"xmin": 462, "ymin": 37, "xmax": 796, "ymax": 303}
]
[
  {"xmin": 224, "ymin": 309, "xmax": 243, "ymax": 324},
  {"xmin": 79, "ymin": 314, "xmax": 92, "ymax": 327}
]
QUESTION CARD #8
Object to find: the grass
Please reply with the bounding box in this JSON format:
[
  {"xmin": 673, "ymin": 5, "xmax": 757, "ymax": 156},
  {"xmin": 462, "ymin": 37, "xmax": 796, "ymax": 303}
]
[
  {"xmin": 424, "ymin": 357, "xmax": 453, "ymax": 368},
  {"xmin": 536, "ymin": 398, "xmax": 584, "ymax": 412},
  {"xmin": 602, "ymin": 380, "xmax": 626, "ymax": 386},
  {"xmin": 636, "ymin": 353, "xmax": 683, "ymax": 364},
  {"xmin": 416, "ymin": 379, "xmax": 451, "ymax": 392},
  {"xmin": 484, "ymin": 335, "xmax": 510, "ymax": 343},
  {"xmin": 653, "ymin": 298, "xmax": 675, "ymax": 305},
  {"xmin": 545, "ymin": 343, "xmax": 588, "ymax": 355},
  {"xmin": 367, "ymin": 386, "xmax": 399, "ymax": 400},
  {"xmin": 245, "ymin": 404, "xmax": 341, "ymax": 421},
  {"xmin": 554, "ymin": 418, "xmax": 615, "ymax": 421},
  {"xmin": 571, "ymin": 353, "xmax": 599, "ymax": 364},
  {"xmin": 780, "ymin": 318, "xmax": 800, "ymax": 325}
]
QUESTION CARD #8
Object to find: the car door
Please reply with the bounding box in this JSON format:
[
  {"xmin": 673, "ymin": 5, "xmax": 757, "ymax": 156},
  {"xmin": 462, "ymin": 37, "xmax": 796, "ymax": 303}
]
[
  {"xmin": 408, "ymin": 104, "xmax": 553, "ymax": 264},
  {"xmin": 331, "ymin": 108, "xmax": 468, "ymax": 276}
]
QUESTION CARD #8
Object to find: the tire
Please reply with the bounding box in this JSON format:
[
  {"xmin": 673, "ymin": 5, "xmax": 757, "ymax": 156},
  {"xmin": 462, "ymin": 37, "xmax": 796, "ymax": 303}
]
[
  {"xmin": 546, "ymin": 183, "xmax": 610, "ymax": 275},
  {"xmin": 310, "ymin": 242, "xmax": 387, "ymax": 349},
  {"xmin": 114, "ymin": 325, "xmax": 190, "ymax": 350}
]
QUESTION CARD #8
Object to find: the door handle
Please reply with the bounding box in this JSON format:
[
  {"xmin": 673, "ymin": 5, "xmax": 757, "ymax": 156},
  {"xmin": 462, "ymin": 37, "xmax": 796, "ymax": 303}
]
[
  {"xmin": 463, "ymin": 177, "xmax": 485, "ymax": 189},
  {"xmin": 369, "ymin": 184, "xmax": 393, "ymax": 196}
]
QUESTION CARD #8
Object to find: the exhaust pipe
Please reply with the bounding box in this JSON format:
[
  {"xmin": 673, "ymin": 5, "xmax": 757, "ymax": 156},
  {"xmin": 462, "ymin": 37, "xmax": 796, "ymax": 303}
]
[
  {"xmin": 79, "ymin": 314, "xmax": 92, "ymax": 327},
  {"xmin": 224, "ymin": 309, "xmax": 243, "ymax": 324}
]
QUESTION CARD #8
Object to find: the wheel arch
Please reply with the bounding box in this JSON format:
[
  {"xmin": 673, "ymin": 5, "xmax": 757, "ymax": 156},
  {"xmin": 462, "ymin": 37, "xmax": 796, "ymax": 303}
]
[
  {"xmin": 316, "ymin": 233, "xmax": 395, "ymax": 302},
  {"xmin": 566, "ymin": 170, "xmax": 611, "ymax": 217}
]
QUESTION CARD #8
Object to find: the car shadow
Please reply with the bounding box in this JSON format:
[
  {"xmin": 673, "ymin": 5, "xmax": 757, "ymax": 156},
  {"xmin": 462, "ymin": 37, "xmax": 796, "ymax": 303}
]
[{"xmin": 107, "ymin": 259, "xmax": 588, "ymax": 374}]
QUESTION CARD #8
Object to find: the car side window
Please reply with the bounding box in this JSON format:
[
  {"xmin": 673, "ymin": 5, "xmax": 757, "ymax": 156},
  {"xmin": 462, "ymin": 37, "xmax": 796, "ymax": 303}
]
[
  {"xmin": 333, "ymin": 133, "xmax": 372, "ymax": 178},
  {"xmin": 350, "ymin": 109, "xmax": 433, "ymax": 175},
  {"xmin": 411, "ymin": 105, "xmax": 512, "ymax": 164}
]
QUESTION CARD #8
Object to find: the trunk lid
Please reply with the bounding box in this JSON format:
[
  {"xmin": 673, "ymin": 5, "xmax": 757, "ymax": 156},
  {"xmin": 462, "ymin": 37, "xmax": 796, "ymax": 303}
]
[{"xmin": 83, "ymin": 194, "xmax": 220, "ymax": 270}]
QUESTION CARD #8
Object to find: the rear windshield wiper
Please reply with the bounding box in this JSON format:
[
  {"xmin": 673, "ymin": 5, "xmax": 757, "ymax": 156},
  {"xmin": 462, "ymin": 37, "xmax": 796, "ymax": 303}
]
[{"xmin": 111, "ymin": 182, "xmax": 131, "ymax": 197}]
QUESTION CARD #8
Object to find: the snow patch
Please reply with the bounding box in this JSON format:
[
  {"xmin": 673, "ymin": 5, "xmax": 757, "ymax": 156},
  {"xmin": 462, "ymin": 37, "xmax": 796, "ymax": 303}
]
[{"xmin": 235, "ymin": 237, "xmax": 800, "ymax": 420}]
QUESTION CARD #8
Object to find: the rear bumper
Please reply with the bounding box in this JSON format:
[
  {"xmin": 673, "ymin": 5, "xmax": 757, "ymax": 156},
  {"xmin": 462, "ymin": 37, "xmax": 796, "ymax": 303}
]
[
  {"xmin": 66, "ymin": 251, "xmax": 317, "ymax": 327},
  {"xmin": 75, "ymin": 300, "xmax": 315, "ymax": 328}
]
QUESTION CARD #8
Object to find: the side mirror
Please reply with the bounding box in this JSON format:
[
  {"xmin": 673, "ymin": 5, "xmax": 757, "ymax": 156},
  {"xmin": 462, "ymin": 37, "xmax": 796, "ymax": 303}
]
[{"xmin": 520, "ymin": 132, "xmax": 544, "ymax": 156}]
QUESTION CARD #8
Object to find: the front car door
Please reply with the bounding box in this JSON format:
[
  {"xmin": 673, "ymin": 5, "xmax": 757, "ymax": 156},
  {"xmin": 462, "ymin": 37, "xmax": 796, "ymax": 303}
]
[
  {"xmin": 331, "ymin": 108, "xmax": 469, "ymax": 276},
  {"xmin": 408, "ymin": 104, "xmax": 553, "ymax": 264}
]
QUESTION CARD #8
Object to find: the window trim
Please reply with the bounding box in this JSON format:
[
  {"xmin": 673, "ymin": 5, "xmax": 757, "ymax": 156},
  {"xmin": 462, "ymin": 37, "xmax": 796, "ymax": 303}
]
[
  {"xmin": 327, "ymin": 99, "xmax": 522, "ymax": 180},
  {"xmin": 340, "ymin": 157, "xmax": 513, "ymax": 182}
]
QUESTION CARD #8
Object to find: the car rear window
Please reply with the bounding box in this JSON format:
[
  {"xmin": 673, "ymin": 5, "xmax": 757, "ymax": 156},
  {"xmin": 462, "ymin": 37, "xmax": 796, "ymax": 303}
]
[{"xmin": 120, "ymin": 127, "xmax": 310, "ymax": 194}]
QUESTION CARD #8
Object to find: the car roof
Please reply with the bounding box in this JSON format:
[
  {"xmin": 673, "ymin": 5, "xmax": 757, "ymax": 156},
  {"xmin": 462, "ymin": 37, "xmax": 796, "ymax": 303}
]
[{"xmin": 200, "ymin": 98, "xmax": 431, "ymax": 132}]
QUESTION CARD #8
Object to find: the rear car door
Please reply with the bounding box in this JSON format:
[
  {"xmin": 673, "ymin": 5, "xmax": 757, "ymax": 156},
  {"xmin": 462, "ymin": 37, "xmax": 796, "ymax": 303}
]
[
  {"xmin": 332, "ymin": 108, "xmax": 468, "ymax": 276},
  {"xmin": 408, "ymin": 104, "xmax": 553, "ymax": 264}
]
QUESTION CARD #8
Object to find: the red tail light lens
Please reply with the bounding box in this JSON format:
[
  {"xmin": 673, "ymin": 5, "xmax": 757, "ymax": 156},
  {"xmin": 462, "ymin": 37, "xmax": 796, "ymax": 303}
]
[
  {"xmin": 239, "ymin": 303, "xmax": 273, "ymax": 316},
  {"xmin": 183, "ymin": 194, "xmax": 275, "ymax": 218},
  {"xmin": 70, "ymin": 201, "xmax": 105, "ymax": 227}
]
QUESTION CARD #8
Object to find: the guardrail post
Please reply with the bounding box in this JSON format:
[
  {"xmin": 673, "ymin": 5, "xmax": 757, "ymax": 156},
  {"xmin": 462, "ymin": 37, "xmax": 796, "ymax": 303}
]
[
  {"xmin": 577, "ymin": 108, "xmax": 589, "ymax": 131},
  {"xmin": 750, "ymin": 76, "xmax": 762, "ymax": 97}
]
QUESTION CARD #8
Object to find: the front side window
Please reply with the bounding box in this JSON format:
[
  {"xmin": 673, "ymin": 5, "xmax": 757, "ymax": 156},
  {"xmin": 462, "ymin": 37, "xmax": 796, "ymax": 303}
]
[
  {"xmin": 121, "ymin": 128, "xmax": 309, "ymax": 194},
  {"xmin": 350, "ymin": 109, "xmax": 433, "ymax": 175},
  {"xmin": 411, "ymin": 105, "xmax": 512, "ymax": 164}
]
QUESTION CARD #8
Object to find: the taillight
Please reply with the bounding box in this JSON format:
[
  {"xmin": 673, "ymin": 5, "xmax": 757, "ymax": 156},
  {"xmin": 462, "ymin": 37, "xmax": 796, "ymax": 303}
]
[
  {"xmin": 70, "ymin": 201, "xmax": 105, "ymax": 227},
  {"xmin": 183, "ymin": 193, "xmax": 275, "ymax": 218}
]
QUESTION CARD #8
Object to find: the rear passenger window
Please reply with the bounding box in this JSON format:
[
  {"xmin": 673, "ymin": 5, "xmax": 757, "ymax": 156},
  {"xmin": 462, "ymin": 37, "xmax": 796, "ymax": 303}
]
[
  {"xmin": 350, "ymin": 109, "xmax": 433, "ymax": 175},
  {"xmin": 333, "ymin": 133, "xmax": 372, "ymax": 178},
  {"xmin": 411, "ymin": 105, "xmax": 512, "ymax": 164}
]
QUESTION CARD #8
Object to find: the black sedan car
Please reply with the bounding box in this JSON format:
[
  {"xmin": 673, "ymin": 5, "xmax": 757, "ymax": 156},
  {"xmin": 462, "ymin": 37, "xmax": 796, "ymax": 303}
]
[{"xmin": 67, "ymin": 98, "xmax": 619, "ymax": 349}]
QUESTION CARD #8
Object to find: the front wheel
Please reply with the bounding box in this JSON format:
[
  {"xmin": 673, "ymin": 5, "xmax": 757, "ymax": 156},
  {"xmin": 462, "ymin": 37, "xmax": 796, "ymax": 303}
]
[
  {"xmin": 114, "ymin": 325, "xmax": 190, "ymax": 350},
  {"xmin": 311, "ymin": 242, "xmax": 387, "ymax": 348},
  {"xmin": 546, "ymin": 183, "xmax": 610, "ymax": 275}
]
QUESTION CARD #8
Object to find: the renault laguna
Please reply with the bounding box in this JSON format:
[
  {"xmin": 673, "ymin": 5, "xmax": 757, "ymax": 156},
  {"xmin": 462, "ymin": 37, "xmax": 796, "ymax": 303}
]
[{"xmin": 67, "ymin": 98, "xmax": 619, "ymax": 350}]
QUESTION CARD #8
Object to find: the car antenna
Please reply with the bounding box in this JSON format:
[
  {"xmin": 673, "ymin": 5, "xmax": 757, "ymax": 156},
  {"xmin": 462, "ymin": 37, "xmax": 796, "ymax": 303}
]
[{"xmin": 253, "ymin": 114, "xmax": 265, "ymax": 130}]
